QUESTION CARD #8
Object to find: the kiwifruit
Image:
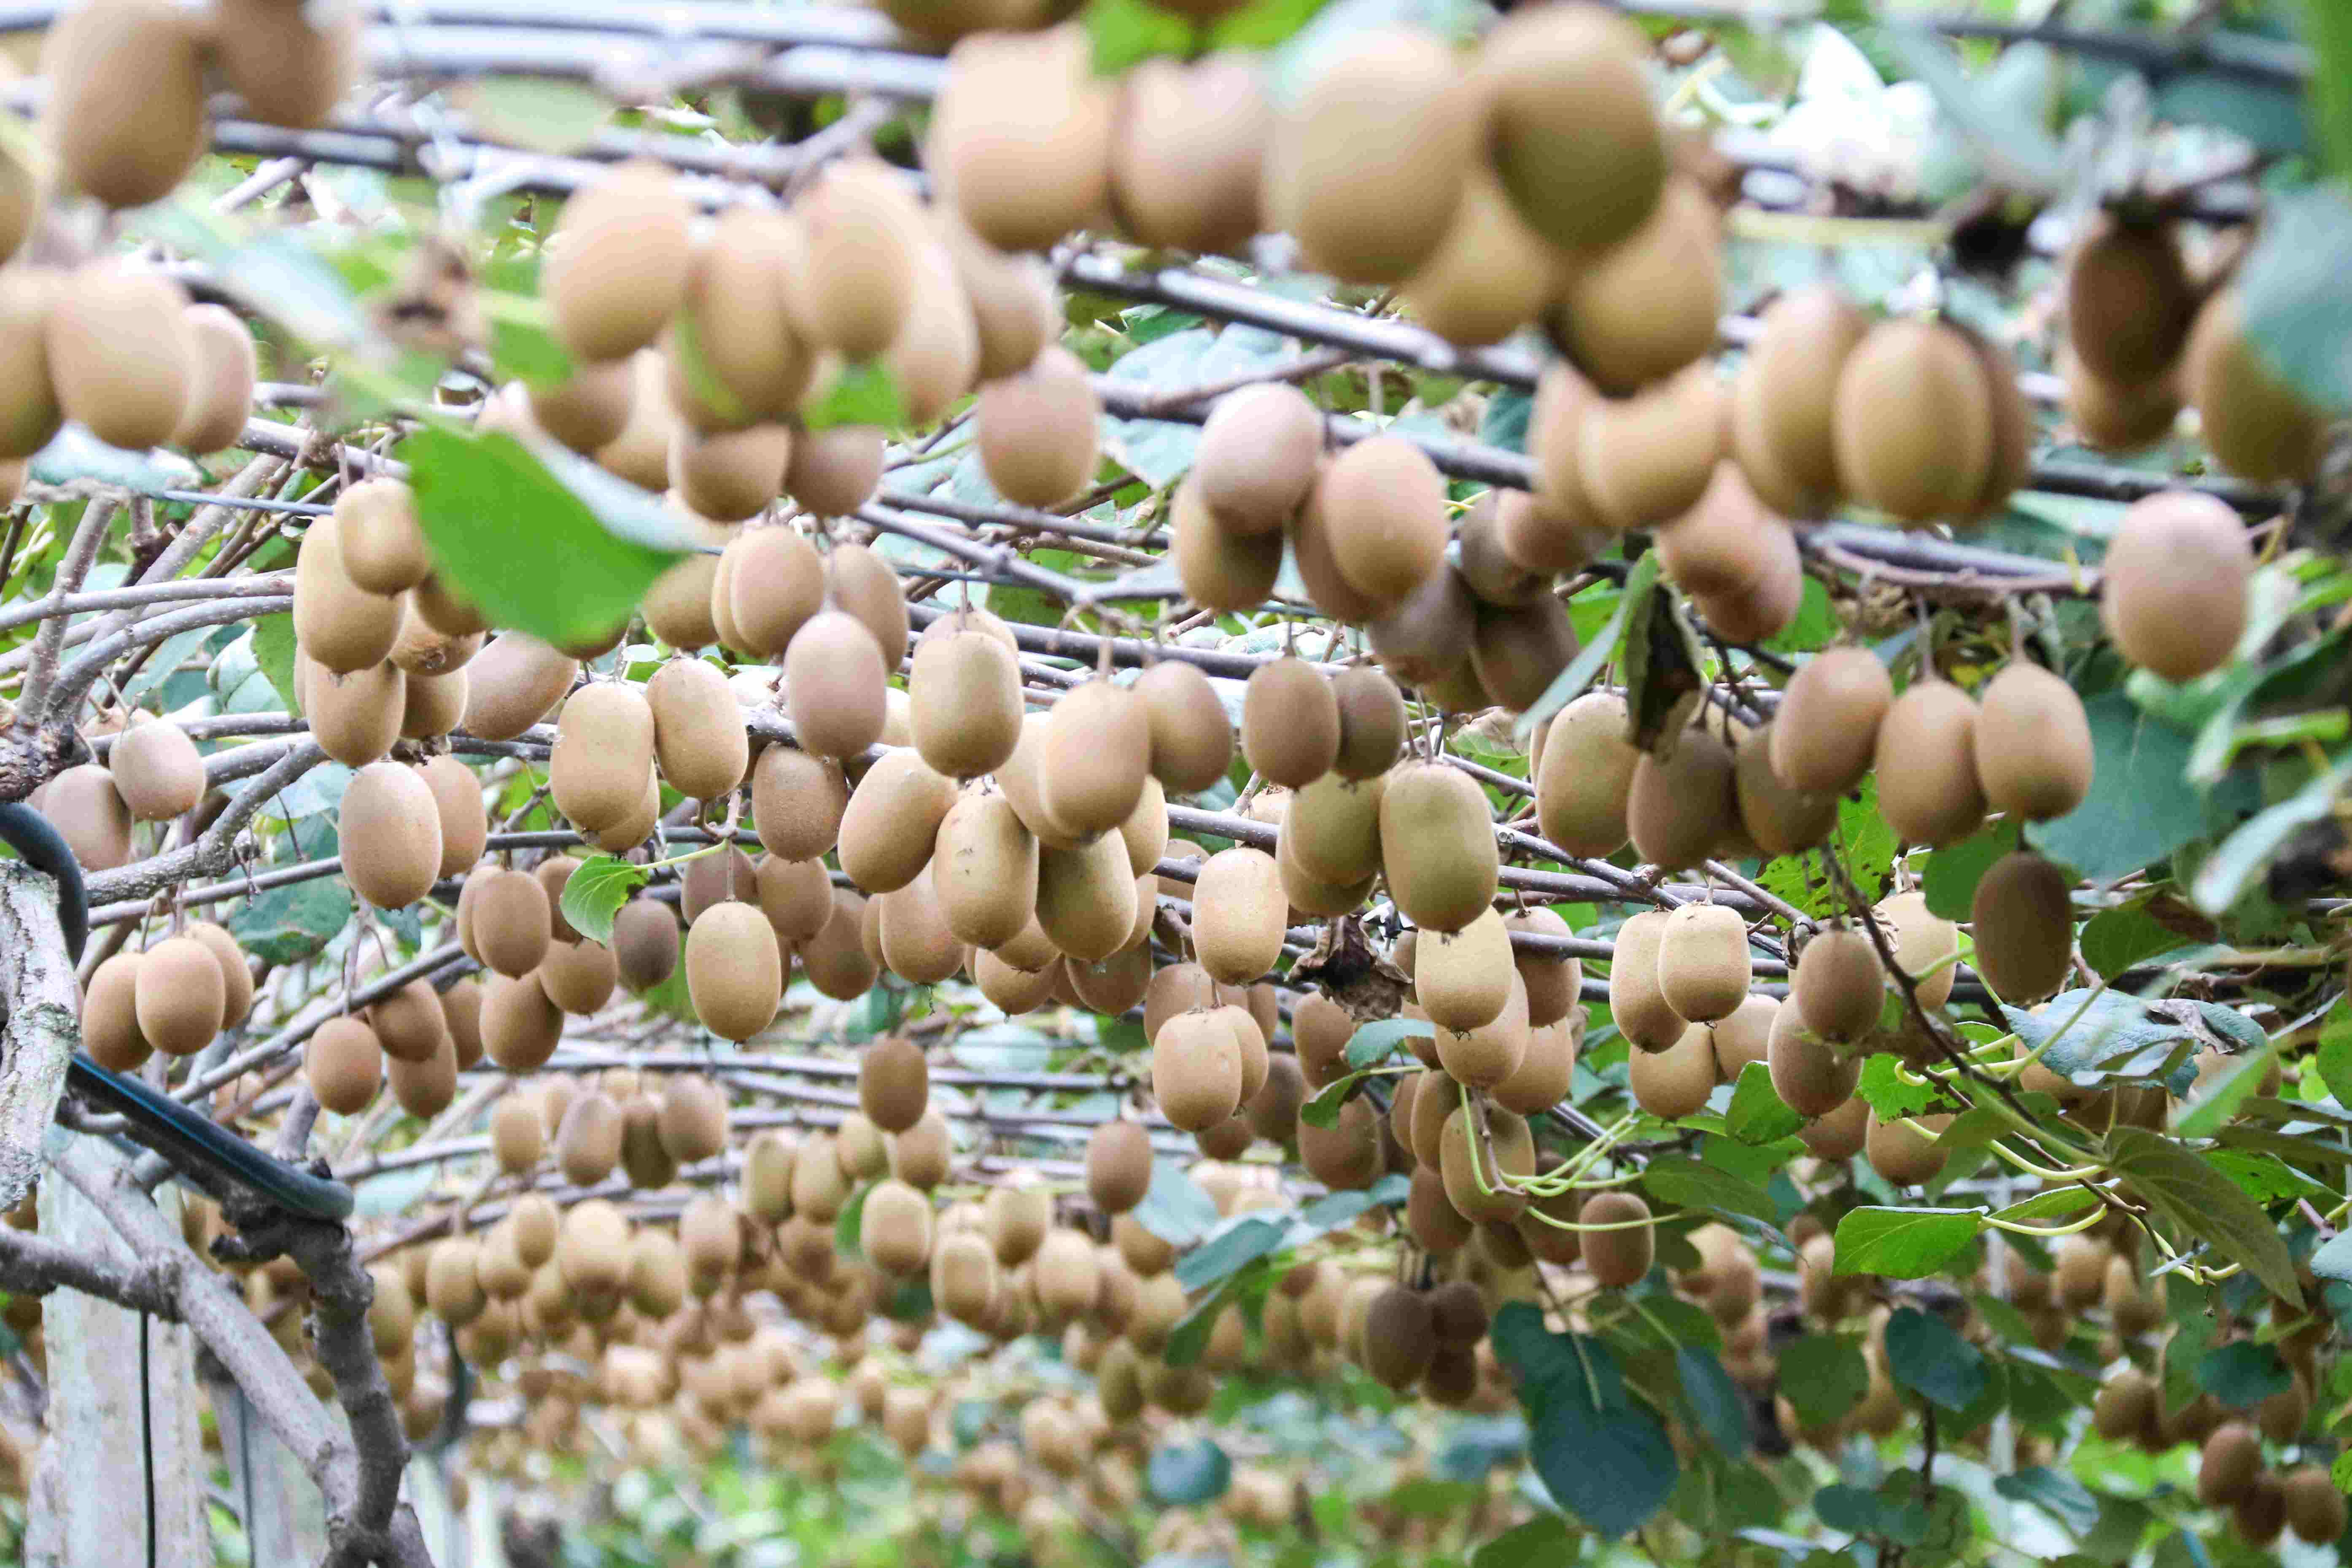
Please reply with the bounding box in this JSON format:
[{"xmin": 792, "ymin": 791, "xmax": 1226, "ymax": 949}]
[
  {"xmin": 1622, "ymin": 1020, "xmax": 1711, "ymax": 1119},
  {"xmin": 412, "ymin": 755, "xmax": 486, "ymax": 881},
  {"xmin": 933, "ymin": 27, "xmax": 1110, "ymax": 255},
  {"xmin": 1267, "ymin": 26, "xmax": 1470, "ymax": 284},
  {"xmin": 1079, "ymin": 1119, "xmax": 1153, "ymax": 1215},
  {"xmin": 106, "ymin": 716, "xmax": 203, "ymax": 824},
  {"xmin": 1580, "ymin": 369, "xmax": 1728, "ymax": 533},
  {"xmin": 1124, "ymin": 660, "xmax": 1231, "ymax": 794},
  {"xmin": 983, "ymin": 1182, "xmax": 1053, "ymax": 1270},
  {"xmin": 1282, "ymin": 771, "xmax": 1382, "ymax": 891},
  {"xmin": 1469, "ymin": 594, "xmax": 1579, "ymax": 714},
  {"xmin": 1547, "ymin": 176, "xmax": 1719, "ymax": 396},
  {"xmin": 539, "ymin": 938, "xmax": 618, "ymax": 1016},
  {"xmin": 1186, "ymin": 384, "xmax": 1320, "ymax": 537},
  {"xmin": 1785, "ymin": 1094, "xmax": 1864, "ymax": 1163},
  {"xmin": 618, "ymin": 1090, "xmax": 679, "ymax": 1189},
  {"xmin": 879, "ymin": 871, "xmax": 965, "ymax": 984},
  {"xmin": 366, "ymin": 979, "xmax": 447, "ymax": 1066},
  {"xmin": 465, "ymin": 868, "xmax": 548, "ymax": 979},
  {"xmin": 1452, "ymin": 492, "xmax": 1543, "ymax": 610},
  {"xmin": 547, "ymin": 682, "xmax": 655, "ymax": 833},
  {"xmin": 326, "ymin": 481, "xmax": 428, "ymax": 602},
  {"xmin": 635, "ymin": 555, "xmax": 720, "ymax": 655},
  {"xmin": 1608, "ymin": 908, "xmax": 1684, "ymax": 1051},
  {"xmin": 1970, "ymin": 851, "xmax": 2074, "ymax": 1004},
  {"xmin": 1729, "ymin": 284, "xmax": 1868, "ymax": 515},
  {"xmin": 1213, "ymin": 1002, "xmax": 1272, "ymax": 1109},
  {"xmin": 1532, "ymin": 689, "xmax": 1638, "ymax": 858},
  {"xmin": 668, "ymin": 422, "xmax": 790, "ymax": 521},
  {"xmin": 719, "ymin": 528, "xmax": 822, "ymax": 659},
  {"xmin": 488, "ymin": 1094, "xmax": 544, "ymax": 1175},
  {"xmin": 1957, "ymin": 324, "xmax": 2032, "ymax": 521},
  {"xmin": 2282, "ymin": 1466, "xmax": 2346, "ymax": 1544},
  {"xmin": 304, "ymin": 1016, "xmax": 382, "ymax": 1115},
  {"xmin": 1368, "ymin": 564, "xmax": 1476, "ymax": 691},
  {"xmin": 82, "ymin": 951, "xmax": 150, "ymax": 1071},
  {"xmin": 1863, "ymin": 1107, "xmax": 1951, "ymax": 1186},
  {"xmin": 1317, "ymin": 668, "xmax": 1404, "ymax": 786},
  {"xmin": 398, "ymin": 665, "xmax": 466, "ymax": 741},
  {"xmin": 0, "ymin": 272, "xmax": 59, "ymax": 459},
  {"xmin": 1656, "ymin": 903, "xmax": 1750, "ymax": 1024},
  {"xmin": 291, "ymin": 521, "xmax": 404, "ymax": 679},
  {"xmin": 458, "ymin": 633, "xmax": 577, "ymax": 741},
  {"xmin": 1474, "ymin": 3, "xmax": 1661, "ymax": 256},
  {"xmin": 1107, "ymin": 53, "xmax": 1268, "ymax": 256},
  {"xmin": 181, "ymin": 921, "xmax": 253, "ymax": 1030},
  {"xmin": 801, "ymin": 889, "xmax": 881, "ymax": 1001},
  {"xmin": 1501, "ymin": 908, "xmax": 1579, "ymax": 1029},
  {"xmin": 2198, "ymin": 1422, "xmax": 2262, "ymax": 1506},
  {"xmin": 1036, "ymin": 679, "xmax": 1150, "ymax": 838},
  {"xmin": 544, "ymin": 160, "xmax": 691, "ymax": 363},
  {"xmin": 2065, "ymin": 214, "xmax": 2194, "ymax": 383},
  {"xmin": 1404, "ymin": 160, "xmax": 1567, "ymax": 348},
  {"xmin": 525, "ymin": 356, "xmax": 633, "ymax": 458},
  {"xmin": 45, "ymin": 0, "xmax": 207, "ymax": 208},
  {"xmin": 1283, "ymin": 992, "xmax": 1349, "ymax": 1090},
  {"xmin": 1709, "ymin": 994, "xmax": 1777, "ymax": 1082},
  {"xmin": 172, "ymin": 302, "xmax": 259, "ymax": 452},
  {"xmin": 386, "ymin": 1030, "xmax": 458, "ymax": 1118},
  {"xmin": 424, "ymin": 1237, "xmax": 488, "ymax": 1326},
  {"xmin": 1066, "ymin": 944, "xmax": 1149, "ymax": 1015},
  {"xmin": 684, "ymin": 901, "xmax": 783, "ymax": 1043},
  {"xmin": 1035, "ymin": 1228, "xmax": 1103, "ymax": 1326},
  {"xmin": 1379, "ymin": 763, "xmax": 1499, "ymax": 933},
  {"xmin": 1872, "ymin": 680, "xmax": 1987, "ymax": 848},
  {"xmin": 1437, "ymin": 1104, "xmax": 1532, "ymax": 1223},
  {"xmin": 1118, "ymin": 775, "xmax": 1170, "ymax": 881},
  {"xmin": 2183, "ymin": 289, "xmax": 2325, "ymax": 483},
  {"xmin": 838, "ymin": 751, "xmax": 958, "ymax": 894},
  {"xmin": 784, "ymin": 610, "xmax": 888, "ymax": 759},
  {"xmin": 1571, "ymin": 1190, "xmax": 1652, "ymax": 1288},
  {"xmin": 752, "ymin": 746, "xmax": 849, "ymax": 862},
  {"xmin": 1240, "ymin": 1055, "xmax": 1304, "ymax": 1148},
  {"xmin": 1974, "ymin": 663, "xmax": 2093, "ymax": 821},
  {"xmin": 881, "ymin": 227, "xmax": 980, "ymax": 426},
  {"xmin": 931, "ymin": 793, "xmax": 1038, "ymax": 950},
  {"xmin": 1407, "ymin": 1161, "xmax": 1474, "ymax": 1252},
  {"xmin": 977, "ymin": 345, "xmax": 1100, "ymax": 506},
  {"xmin": 2061, "ymin": 342, "xmax": 2182, "ymax": 454},
  {"xmin": 1151, "ymin": 1009, "xmax": 1243, "ymax": 1133},
  {"xmin": 2090, "ymin": 1367, "xmax": 2158, "ymax": 1444},
  {"xmin": 1298, "ymin": 1093, "xmax": 1383, "ymax": 1192},
  {"xmin": 1790, "ymin": 926, "xmax": 1883, "ymax": 1044},
  {"xmin": 1766, "ymin": 1001, "xmax": 1858, "ymax": 1118},
  {"xmin": 1769, "ymin": 645, "xmax": 1890, "ymax": 795},
  {"xmin": 783, "ymin": 424, "xmax": 886, "ymax": 517},
  {"xmin": 1317, "ymin": 436, "xmax": 1450, "ymax": 608},
  {"xmin": 1730, "ymin": 724, "xmax": 1832, "ymax": 857},
  {"xmin": 674, "ymin": 208, "xmax": 816, "ymax": 425},
  {"xmin": 41, "ymin": 762, "xmax": 132, "ymax": 874},
  {"xmin": 1355, "ymin": 1285, "xmax": 1435, "ymax": 1391},
  {"xmin": 1436, "ymin": 967, "xmax": 1530, "ymax": 1091},
  {"xmin": 1233, "ymin": 657, "xmax": 1338, "ymax": 791},
  {"xmin": 2101, "ymin": 490, "xmax": 2251, "ymax": 682},
  {"xmin": 861, "ymin": 1180, "xmax": 934, "ymax": 1278},
  {"xmin": 751, "ymin": 858, "xmax": 827, "ymax": 951},
  {"xmin": 905, "ymin": 632, "xmax": 1020, "ymax": 783},
  {"xmin": 1413, "ymin": 907, "xmax": 1512, "ymax": 1032},
  {"xmin": 1626, "ymin": 727, "xmax": 1737, "ymax": 872},
  {"xmin": 1832, "ymin": 319, "xmax": 1992, "ymax": 525},
  {"xmin": 1171, "ymin": 473, "xmax": 1285, "ymax": 612},
  {"xmin": 552, "ymin": 1089, "xmax": 623, "ymax": 1187},
  {"xmin": 937, "ymin": 217, "xmax": 1055, "ymax": 385},
  {"xmin": 339, "ymin": 760, "xmax": 444, "ymax": 910}
]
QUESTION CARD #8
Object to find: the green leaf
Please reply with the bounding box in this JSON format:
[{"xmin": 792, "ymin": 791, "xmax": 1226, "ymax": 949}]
[
  {"xmin": 1507, "ymin": 1329, "xmax": 1676, "ymax": 1538},
  {"xmin": 2172, "ymin": 1046, "xmax": 2274, "ymax": 1140},
  {"xmin": 1762, "ymin": 576, "xmax": 1838, "ymax": 656},
  {"xmin": 400, "ymin": 428, "xmax": 695, "ymax": 647},
  {"xmin": 2037, "ymin": 695, "xmax": 2254, "ymax": 887},
  {"xmin": 1345, "ymin": 1016, "xmax": 1434, "ymax": 1069},
  {"xmin": 1776, "ymin": 1334, "xmax": 1869, "ymax": 1429},
  {"xmin": 2001, "ymin": 990, "xmax": 2196, "ymax": 1085},
  {"xmin": 2078, "ymin": 902, "xmax": 2182, "ymax": 981},
  {"xmin": 1299, "ymin": 1070, "xmax": 1364, "ymax": 1129},
  {"xmin": 1087, "ymin": 0, "xmax": 1330, "ymax": 73},
  {"xmin": 1989, "ymin": 1186, "xmax": 2102, "ymax": 1226},
  {"xmin": 1675, "ymin": 1346, "xmax": 1751, "ymax": 1458},
  {"xmin": 1882, "ymin": 1307, "xmax": 1986, "ymax": 1412},
  {"xmin": 1833, "ymin": 1207, "xmax": 1983, "ymax": 1280},
  {"xmin": 2317, "ymin": 998, "xmax": 2352, "ymax": 1109},
  {"xmin": 2104, "ymin": 1126, "xmax": 2302, "ymax": 1304},
  {"xmin": 832, "ymin": 1181, "xmax": 872, "ymax": 1263},
  {"xmin": 1757, "ymin": 775, "xmax": 1898, "ymax": 919},
  {"xmin": 1145, "ymin": 1437, "xmax": 1232, "ymax": 1506},
  {"xmin": 1724, "ymin": 1062, "xmax": 1805, "ymax": 1145},
  {"xmin": 2196, "ymin": 1339, "xmax": 2293, "ymax": 1408},
  {"xmin": 2238, "ymin": 180, "xmax": 2352, "ymax": 413},
  {"xmin": 1472, "ymin": 1515, "xmax": 1574, "ymax": 1568},
  {"xmin": 2333, "ymin": 1451, "xmax": 2352, "ymax": 1495},
  {"xmin": 799, "ymin": 359, "xmax": 907, "ymax": 433},
  {"xmin": 251, "ymin": 613, "xmax": 301, "ymax": 715},
  {"xmin": 449, "ymin": 76, "xmax": 612, "ymax": 153},
  {"xmin": 1161, "ymin": 1279, "xmax": 1236, "ymax": 1369},
  {"xmin": 1129, "ymin": 1160, "xmax": 1220, "ymax": 1248},
  {"xmin": 558, "ymin": 854, "xmax": 647, "ymax": 946},
  {"xmin": 1855, "ymin": 1053, "xmax": 1945, "ymax": 1124},
  {"xmin": 1477, "ymin": 389, "xmax": 1532, "ymax": 455},
  {"xmin": 1879, "ymin": 26, "xmax": 2065, "ymax": 190},
  {"xmin": 1174, "ymin": 1214, "xmax": 1287, "ymax": 1293},
  {"xmin": 229, "ymin": 875, "xmax": 353, "ymax": 966},
  {"xmin": 1994, "ymin": 1468, "xmax": 2099, "ymax": 1535},
  {"xmin": 1922, "ymin": 821, "xmax": 2017, "ymax": 921},
  {"xmin": 1639, "ymin": 1156, "xmax": 1776, "ymax": 1224},
  {"xmin": 1514, "ymin": 551, "xmax": 1657, "ymax": 742}
]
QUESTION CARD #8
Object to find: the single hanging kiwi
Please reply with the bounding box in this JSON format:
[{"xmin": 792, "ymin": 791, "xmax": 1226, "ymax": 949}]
[
  {"xmin": 1316, "ymin": 436, "xmax": 1450, "ymax": 608},
  {"xmin": 1330, "ymin": 665, "xmax": 1406, "ymax": 780},
  {"xmin": 1473, "ymin": 3, "xmax": 1663, "ymax": 256},
  {"xmin": 1546, "ymin": 177, "xmax": 1721, "ymax": 396},
  {"xmin": 910, "ymin": 628, "xmax": 1023, "ymax": 779},
  {"xmin": 1133, "ymin": 660, "xmax": 1234, "ymax": 793},
  {"xmin": 1535, "ymin": 690, "xmax": 1640, "ymax": 857},
  {"xmin": 2183, "ymin": 289, "xmax": 2326, "ymax": 484},
  {"xmin": 1970, "ymin": 850, "xmax": 2075, "ymax": 1003},
  {"xmin": 543, "ymin": 159, "xmax": 692, "ymax": 364},
  {"xmin": 1241, "ymin": 656, "xmax": 1340, "ymax": 789},
  {"xmin": 1039, "ymin": 679, "xmax": 1151, "ymax": 837},
  {"xmin": 1831, "ymin": 319, "xmax": 1993, "ymax": 526},
  {"xmin": 1626, "ymin": 727, "xmax": 1738, "ymax": 872},
  {"xmin": 1769, "ymin": 645, "xmax": 1891, "ymax": 795},
  {"xmin": 1608, "ymin": 909, "xmax": 1684, "ymax": 1051},
  {"xmin": 1108, "ymin": 54, "xmax": 1271, "ymax": 258},
  {"xmin": 1655, "ymin": 903, "xmax": 1750, "ymax": 1024},
  {"xmin": 1730, "ymin": 283, "xmax": 1868, "ymax": 516},
  {"xmin": 1973, "ymin": 662, "xmax": 2093, "ymax": 821},
  {"xmin": 2101, "ymin": 490, "xmax": 2252, "ymax": 683},
  {"xmin": 784, "ymin": 610, "xmax": 888, "ymax": 759},
  {"xmin": 1790, "ymin": 927, "xmax": 1883, "ymax": 1044},
  {"xmin": 1378, "ymin": 762, "xmax": 1498, "ymax": 933},
  {"xmin": 1872, "ymin": 681, "xmax": 1987, "ymax": 848},
  {"xmin": 932, "ymin": 26, "xmax": 1112, "ymax": 256}
]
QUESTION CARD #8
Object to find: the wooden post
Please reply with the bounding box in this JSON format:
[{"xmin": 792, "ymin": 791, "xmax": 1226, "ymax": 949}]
[{"xmin": 26, "ymin": 1177, "xmax": 208, "ymax": 1568}]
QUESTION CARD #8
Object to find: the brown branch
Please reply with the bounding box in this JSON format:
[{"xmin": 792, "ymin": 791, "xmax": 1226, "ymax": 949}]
[{"xmin": 0, "ymin": 1224, "xmax": 179, "ymax": 1316}]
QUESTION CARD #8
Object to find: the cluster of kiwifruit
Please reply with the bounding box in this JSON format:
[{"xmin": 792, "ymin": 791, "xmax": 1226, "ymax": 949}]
[
  {"xmin": 302, "ymin": 974, "xmax": 482, "ymax": 1121},
  {"xmin": 2058, "ymin": 213, "xmax": 2333, "ymax": 485},
  {"xmin": 35, "ymin": 705, "xmax": 211, "ymax": 873},
  {"xmin": 79, "ymin": 916, "xmax": 252, "ymax": 1071}
]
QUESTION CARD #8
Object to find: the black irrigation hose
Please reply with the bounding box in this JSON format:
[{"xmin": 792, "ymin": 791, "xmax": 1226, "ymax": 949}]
[{"xmin": 0, "ymin": 801, "xmax": 354, "ymax": 1221}]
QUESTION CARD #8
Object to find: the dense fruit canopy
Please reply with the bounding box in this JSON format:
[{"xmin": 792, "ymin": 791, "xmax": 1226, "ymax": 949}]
[{"xmin": 0, "ymin": 3, "xmax": 2350, "ymax": 1567}]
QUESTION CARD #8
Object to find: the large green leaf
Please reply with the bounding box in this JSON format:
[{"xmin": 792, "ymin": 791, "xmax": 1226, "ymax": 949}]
[
  {"xmin": 229, "ymin": 875, "xmax": 353, "ymax": 966},
  {"xmin": 1146, "ymin": 1437, "xmax": 1232, "ymax": 1506},
  {"xmin": 400, "ymin": 427, "xmax": 697, "ymax": 647},
  {"xmin": 558, "ymin": 854, "xmax": 647, "ymax": 946},
  {"xmin": 1993, "ymin": 1467, "xmax": 2099, "ymax": 1535},
  {"xmin": 1757, "ymin": 776, "xmax": 1897, "ymax": 918},
  {"xmin": 1921, "ymin": 820, "xmax": 2017, "ymax": 921},
  {"xmin": 1639, "ymin": 1156, "xmax": 1776, "ymax": 1224},
  {"xmin": 1129, "ymin": 1160, "xmax": 1221, "ymax": 1248},
  {"xmin": 2238, "ymin": 181, "xmax": 2352, "ymax": 414},
  {"xmin": 1346, "ymin": 1016, "xmax": 1434, "ymax": 1068},
  {"xmin": 1492, "ymin": 1307, "xmax": 1677, "ymax": 1539},
  {"xmin": 1472, "ymin": 1515, "xmax": 1574, "ymax": 1568},
  {"xmin": 1776, "ymin": 1334, "xmax": 1868, "ymax": 1428},
  {"xmin": 1724, "ymin": 1062, "xmax": 1805, "ymax": 1144},
  {"xmin": 2196, "ymin": 1339, "xmax": 2293, "ymax": 1408},
  {"xmin": 1676, "ymin": 1346, "xmax": 1752, "ymax": 1458},
  {"xmin": 2103, "ymin": 1127, "xmax": 2301, "ymax": 1304},
  {"xmin": 1513, "ymin": 551, "xmax": 1657, "ymax": 743},
  {"xmin": 1833, "ymin": 1207, "xmax": 1982, "ymax": 1280},
  {"xmin": 1882, "ymin": 1307, "xmax": 1986, "ymax": 1412},
  {"xmin": 1174, "ymin": 1214, "xmax": 1288, "ymax": 1292}
]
